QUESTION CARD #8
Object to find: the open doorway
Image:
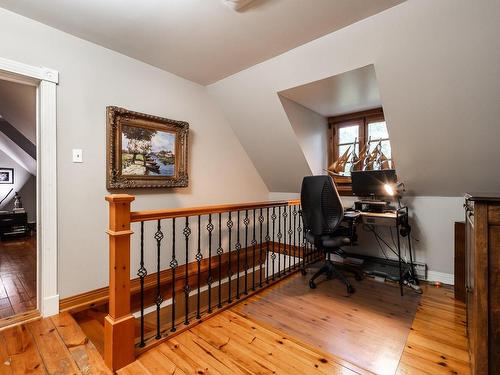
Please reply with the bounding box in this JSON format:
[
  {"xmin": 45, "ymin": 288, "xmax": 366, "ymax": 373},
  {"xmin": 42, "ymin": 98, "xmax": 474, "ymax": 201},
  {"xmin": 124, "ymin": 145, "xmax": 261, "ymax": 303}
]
[{"xmin": 0, "ymin": 79, "xmax": 37, "ymax": 319}]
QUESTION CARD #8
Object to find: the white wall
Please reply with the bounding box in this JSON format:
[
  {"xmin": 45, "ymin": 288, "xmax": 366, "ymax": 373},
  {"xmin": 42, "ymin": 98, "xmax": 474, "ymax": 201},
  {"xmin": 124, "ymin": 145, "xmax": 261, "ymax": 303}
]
[
  {"xmin": 279, "ymin": 96, "xmax": 328, "ymax": 176},
  {"xmin": 208, "ymin": 0, "xmax": 500, "ymax": 195},
  {"xmin": 0, "ymin": 8, "xmax": 269, "ymax": 298},
  {"xmin": 210, "ymin": 0, "xmax": 500, "ymax": 282}
]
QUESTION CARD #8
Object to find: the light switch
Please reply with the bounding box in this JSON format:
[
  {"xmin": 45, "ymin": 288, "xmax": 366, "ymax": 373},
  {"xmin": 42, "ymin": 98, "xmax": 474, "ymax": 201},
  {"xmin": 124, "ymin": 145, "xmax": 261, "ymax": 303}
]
[{"xmin": 72, "ymin": 149, "xmax": 83, "ymax": 163}]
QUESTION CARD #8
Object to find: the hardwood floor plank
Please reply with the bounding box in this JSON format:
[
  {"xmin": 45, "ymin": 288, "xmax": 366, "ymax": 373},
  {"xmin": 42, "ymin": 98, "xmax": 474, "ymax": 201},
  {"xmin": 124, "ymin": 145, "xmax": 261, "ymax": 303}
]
[
  {"xmin": 51, "ymin": 313, "xmax": 112, "ymax": 375},
  {"xmin": 116, "ymin": 361, "xmax": 152, "ymax": 375},
  {"xmin": 27, "ymin": 318, "xmax": 81, "ymax": 374},
  {"xmin": 137, "ymin": 348, "xmax": 185, "ymax": 375},
  {"xmin": 191, "ymin": 323, "xmax": 283, "ymax": 374},
  {"xmin": 173, "ymin": 331, "xmax": 249, "ymax": 375},
  {"xmin": 0, "ymin": 332, "xmax": 13, "ymax": 375},
  {"xmin": 209, "ymin": 314, "xmax": 339, "ymax": 375},
  {"xmin": 173, "ymin": 331, "xmax": 248, "ymax": 375},
  {"xmin": 1, "ymin": 324, "xmax": 46, "ymax": 374},
  {"xmin": 157, "ymin": 342, "xmax": 219, "ymax": 375},
  {"xmin": 0, "ymin": 236, "xmax": 37, "ymax": 319}
]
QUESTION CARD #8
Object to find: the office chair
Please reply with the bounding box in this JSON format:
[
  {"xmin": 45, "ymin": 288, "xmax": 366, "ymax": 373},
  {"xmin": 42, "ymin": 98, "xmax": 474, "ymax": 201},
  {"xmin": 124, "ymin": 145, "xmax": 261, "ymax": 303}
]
[{"xmin": 300, "ymin": 175, "xmax": 362, "ymax": 294}]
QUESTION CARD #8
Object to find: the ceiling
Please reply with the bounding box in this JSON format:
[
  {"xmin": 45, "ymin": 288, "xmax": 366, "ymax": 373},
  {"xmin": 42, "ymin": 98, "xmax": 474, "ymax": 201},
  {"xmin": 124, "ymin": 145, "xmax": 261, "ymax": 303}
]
[
  {"xmin": 0, "ymin": 0, "xmax": 404, "ymax": 85},
  {"xmin": 279, "ymin": 64, "xmax": 381, "ymax": 117}
]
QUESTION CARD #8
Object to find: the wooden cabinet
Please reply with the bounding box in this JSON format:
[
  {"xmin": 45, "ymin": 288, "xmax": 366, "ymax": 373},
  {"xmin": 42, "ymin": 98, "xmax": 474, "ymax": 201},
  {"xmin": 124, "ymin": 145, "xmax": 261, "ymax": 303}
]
[
  {"xmin": 464, "ymin": 194, "xmax": 500, "ymax": 375},
  {"xmin": 0, "ymin": 211, "xmax": 29, "ymax": 240}
]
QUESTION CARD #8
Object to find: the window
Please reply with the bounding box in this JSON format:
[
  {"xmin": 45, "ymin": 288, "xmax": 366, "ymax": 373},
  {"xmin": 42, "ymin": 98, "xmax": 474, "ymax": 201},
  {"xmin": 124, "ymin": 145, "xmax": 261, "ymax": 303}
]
[{"xmin": 328, "ymin": 108, "xmax": 393, "ymax": 193}]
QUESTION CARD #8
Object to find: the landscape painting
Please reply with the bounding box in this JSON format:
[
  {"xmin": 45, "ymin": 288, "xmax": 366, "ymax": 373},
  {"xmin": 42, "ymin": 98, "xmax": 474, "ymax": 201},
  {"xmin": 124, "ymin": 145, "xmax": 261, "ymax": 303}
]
[
  {"xmin": 106, "ymin": 106, "xmax": 189, "ymax": 189},
  {"xmin": 121, "ymin": 125, "xmax": 176, "ymax": 177}
]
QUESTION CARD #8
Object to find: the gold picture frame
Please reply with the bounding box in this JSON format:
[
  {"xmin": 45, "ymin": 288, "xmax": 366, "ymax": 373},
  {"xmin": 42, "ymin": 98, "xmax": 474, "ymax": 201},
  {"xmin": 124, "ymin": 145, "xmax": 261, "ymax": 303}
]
[{"xmin": 106, "ymin": 106, "xmax": 189, "ymax": 189}]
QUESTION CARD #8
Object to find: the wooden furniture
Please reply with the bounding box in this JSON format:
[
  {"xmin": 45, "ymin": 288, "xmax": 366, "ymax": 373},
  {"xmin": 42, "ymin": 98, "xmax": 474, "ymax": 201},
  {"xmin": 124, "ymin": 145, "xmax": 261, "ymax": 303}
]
[
  {"xmin": 454, "ymin": 221, "xmax": 466, "ymax": 302},
  {"xmin": 0, "ymin": 211, "xmax": 29, "ymax": 240},
  {"xmin": 464, "ymin": 193, "xmax": 500, "ymax": 375}
]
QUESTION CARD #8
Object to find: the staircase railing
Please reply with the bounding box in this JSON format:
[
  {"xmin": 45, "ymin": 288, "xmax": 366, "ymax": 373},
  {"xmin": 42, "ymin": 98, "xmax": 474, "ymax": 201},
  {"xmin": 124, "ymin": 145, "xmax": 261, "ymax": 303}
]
[{"xmin": 104, "ymin": 194, "xmax": 320, "ymax": 371}]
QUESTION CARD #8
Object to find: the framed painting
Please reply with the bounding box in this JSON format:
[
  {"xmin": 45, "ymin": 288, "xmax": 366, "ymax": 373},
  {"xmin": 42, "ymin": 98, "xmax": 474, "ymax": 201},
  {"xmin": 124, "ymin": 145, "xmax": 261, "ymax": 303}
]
[
  {"xmin": 0, "ymin": 168, "xmax": 14, "ymax": 184},
  {"xmin": 106, "ymin": 106, "xmax": 189, "ymax": 189}
]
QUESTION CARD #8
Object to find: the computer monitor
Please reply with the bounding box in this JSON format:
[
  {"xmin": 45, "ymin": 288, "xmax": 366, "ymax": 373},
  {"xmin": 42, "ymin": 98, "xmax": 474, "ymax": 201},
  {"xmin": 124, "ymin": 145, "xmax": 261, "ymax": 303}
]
[{"xmin": 351, "ymin": 169, "xmax": 398, "ymax": 198}]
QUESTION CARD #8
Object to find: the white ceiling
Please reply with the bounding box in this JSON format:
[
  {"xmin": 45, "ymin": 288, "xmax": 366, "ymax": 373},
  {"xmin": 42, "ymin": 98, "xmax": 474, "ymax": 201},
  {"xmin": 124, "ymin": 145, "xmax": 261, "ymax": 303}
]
[
  {"xmin": 279, "ymin": 65, "xmax": 381, "ymax": 117},
  {"xmin": 0, "ymin": 0, "xmax": 404, "ymax": 85}
]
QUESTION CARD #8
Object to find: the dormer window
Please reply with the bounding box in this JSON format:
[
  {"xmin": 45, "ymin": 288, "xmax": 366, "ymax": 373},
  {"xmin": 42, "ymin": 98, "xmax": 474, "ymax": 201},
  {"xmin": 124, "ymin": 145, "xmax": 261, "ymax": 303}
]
[{"xmin": 328, "ymin": 108, "xmax": 393, "ymax": 194}]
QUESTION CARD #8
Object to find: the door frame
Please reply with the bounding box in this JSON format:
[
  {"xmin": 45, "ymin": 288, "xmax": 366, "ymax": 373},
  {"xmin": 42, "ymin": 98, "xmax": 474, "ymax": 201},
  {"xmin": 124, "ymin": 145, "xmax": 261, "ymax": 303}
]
[{"xmin": 0, "ymin": 57, "xmax": 59, "ymax": 316}]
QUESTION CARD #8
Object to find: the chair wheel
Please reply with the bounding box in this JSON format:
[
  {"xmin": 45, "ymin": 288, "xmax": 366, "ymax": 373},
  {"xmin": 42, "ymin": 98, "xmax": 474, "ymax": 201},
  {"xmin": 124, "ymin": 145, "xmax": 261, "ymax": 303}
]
[
  {"xmin": 347, "ymin": 285, "xmax": 355, "ymax": 294},
  {"xmin": 309, "ymin": 280, "xmax": 316, "ymax": 289},
  {"xmin": 300, "ymin": 268, "xmax": 307, "ymax": 276}
]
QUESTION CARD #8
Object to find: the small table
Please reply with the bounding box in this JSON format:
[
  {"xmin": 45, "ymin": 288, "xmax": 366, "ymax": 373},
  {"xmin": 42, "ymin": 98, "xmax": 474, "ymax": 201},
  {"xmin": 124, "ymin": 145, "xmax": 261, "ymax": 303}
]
[{"xmin": 348, "ymin": 207, "xmax": 418, "ymax": 296}]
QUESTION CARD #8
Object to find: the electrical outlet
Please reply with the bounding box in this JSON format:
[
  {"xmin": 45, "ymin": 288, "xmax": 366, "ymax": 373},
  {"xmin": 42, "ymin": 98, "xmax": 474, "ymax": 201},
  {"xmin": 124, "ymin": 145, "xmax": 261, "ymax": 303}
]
[{"xmin": 72, "ymin": 149, "xmax": 83, "ymax": 163}]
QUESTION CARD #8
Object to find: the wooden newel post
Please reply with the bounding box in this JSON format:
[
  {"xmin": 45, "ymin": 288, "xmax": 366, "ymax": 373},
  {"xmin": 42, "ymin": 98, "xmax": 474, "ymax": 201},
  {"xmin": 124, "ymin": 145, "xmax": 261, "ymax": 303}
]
[{"xmin": 104, "ymin": 194, "xmax": 135, "ymax": 371}]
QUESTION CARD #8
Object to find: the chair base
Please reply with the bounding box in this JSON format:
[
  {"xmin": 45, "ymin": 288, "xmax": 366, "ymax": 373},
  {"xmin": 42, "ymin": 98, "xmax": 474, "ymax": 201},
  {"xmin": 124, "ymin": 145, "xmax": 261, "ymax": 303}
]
[{"xmin": 306, "ymin": 260, "xmax": 358, "ymax": 294}]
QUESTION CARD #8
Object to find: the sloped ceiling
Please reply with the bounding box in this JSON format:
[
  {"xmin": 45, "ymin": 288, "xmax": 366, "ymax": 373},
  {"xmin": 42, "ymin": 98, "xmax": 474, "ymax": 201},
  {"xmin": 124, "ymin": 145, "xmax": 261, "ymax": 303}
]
[
  {"xmin": 208, "ymin": 0, "xmax": 500, "ymax": 195},
  {"xmin": 0, "ymin": 79, "xmax": 36, "ymax": 176},
  {"xmin": 279, "ymin": 64, "xmax": 381, "ymax": 117},
  {"xmin": 0, "ymin": 0, "xmax": 404, "ymax": 84}
]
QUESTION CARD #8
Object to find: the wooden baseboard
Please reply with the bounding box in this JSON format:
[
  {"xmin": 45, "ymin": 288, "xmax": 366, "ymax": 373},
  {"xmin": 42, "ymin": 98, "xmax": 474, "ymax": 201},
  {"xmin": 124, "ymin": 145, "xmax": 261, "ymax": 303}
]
[{"xmin": 60, "ymin": 242, "xmax": 304, "ymax": 313}]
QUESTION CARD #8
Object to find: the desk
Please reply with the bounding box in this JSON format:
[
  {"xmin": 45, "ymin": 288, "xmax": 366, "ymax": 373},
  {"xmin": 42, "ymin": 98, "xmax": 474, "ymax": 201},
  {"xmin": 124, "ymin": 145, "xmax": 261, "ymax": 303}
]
[{"xmin": 346, "ymin": 207, "xmax": 418, "ymax": 296}]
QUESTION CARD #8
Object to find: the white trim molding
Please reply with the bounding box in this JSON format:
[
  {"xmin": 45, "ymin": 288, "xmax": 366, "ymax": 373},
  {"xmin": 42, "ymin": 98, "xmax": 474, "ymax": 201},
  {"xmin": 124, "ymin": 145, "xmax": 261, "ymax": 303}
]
[
  {"xmin": 427, "ymin": 270, "xmax": 454, "ymax": 285},
  {"xmin": 38, "ymin": 80, "xmax": 59, "ymax": 316},
  {"xmin": 0, "ymin": 57, "xmax": 59, "ymax": 317},
  {"xmin": 0, "ymin": 56, "xmax": 58, "ymax": 84}
]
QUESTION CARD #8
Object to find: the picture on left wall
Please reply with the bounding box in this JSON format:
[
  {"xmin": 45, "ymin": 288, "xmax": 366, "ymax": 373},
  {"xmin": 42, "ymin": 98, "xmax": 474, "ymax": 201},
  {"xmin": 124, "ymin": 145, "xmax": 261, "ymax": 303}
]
[
  {"xmin": 0, "ymin": 168, "xmax": 14, "ymax": 184},
  {"xmin": 106, "ymin": 106, "xmax": 189, "ymax": 189}
]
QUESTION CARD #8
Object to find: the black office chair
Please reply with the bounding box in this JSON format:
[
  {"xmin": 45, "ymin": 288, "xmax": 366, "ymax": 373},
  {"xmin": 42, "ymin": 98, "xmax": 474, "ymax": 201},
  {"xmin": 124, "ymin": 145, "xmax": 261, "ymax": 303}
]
[{"xmin": 300, "ymin": 175, "xmax": 361, "ymax": 294}]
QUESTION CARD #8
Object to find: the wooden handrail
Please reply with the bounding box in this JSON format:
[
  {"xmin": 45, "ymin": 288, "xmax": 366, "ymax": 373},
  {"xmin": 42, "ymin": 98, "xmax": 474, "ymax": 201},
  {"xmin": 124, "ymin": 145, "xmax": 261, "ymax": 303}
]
[{"xmin": 130, "ymin": 199, "xmax": 300, "ymax": 222}]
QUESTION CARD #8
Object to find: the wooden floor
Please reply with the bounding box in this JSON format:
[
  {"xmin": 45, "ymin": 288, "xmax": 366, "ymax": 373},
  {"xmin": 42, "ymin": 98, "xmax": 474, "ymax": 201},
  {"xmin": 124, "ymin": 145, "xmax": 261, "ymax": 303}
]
[
  {"xmin": 396, "ymin": 284, "xmax": 470, "ymax": 374},
  {"xmin": 234, "ymin": 272, "xmax": 421, "ymax": 374},
  {"xmin": 0, "ymin": 273, "xmax": 470, "ymax": 375},
  {"xmin": 0, "ymin": 311, "xmax": 111, "ymax": 374},
  {"xmin": 0, "ymin": 236, "xmax": 37, "ymax": 319}
]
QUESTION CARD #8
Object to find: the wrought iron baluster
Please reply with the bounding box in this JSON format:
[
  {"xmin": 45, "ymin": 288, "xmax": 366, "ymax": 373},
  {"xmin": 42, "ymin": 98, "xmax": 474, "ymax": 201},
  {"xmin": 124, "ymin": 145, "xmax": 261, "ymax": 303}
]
[
  {"xmin": 292, "ymin": 206, "xmax": 297, "ymax": 269},
  {"xmin": 288, "ymin": 205, "xmax": 292, "ymax": 272},
  {"xmin": 207, "ymin": 214, "xmax": 213, "ymax": 313},
  {"xmin": 227, "ymin": 212, "xmax": 233, "ymax": 304},
  {"xmin": 258, "ymin": 208, "xmax": 264, "ymax": 288},
  {"xmin": 271, "ymin": 207, "xmax": 276, "ymax": 280},
  {"xmin": 217, "ymin": 213, "xmax": 223, "ymax": 308},
  {"xmin": 277, "ymin": 206, "xmax": 282, "ymax": 278},
  {"xmin": 170, "ymin": 219, "xmax": 177, "ymax": 332},
  {"xmin": 244, "ymin": 210, "xmax": 250, "ymax": 295},
  {"xmin": 154, "ymin": 220, "xmax": 164, "ymax": 340},
  {"xmin": 183, "ymin": 217, "xmax": 191, "ymax": 325},
  {"xmin": 251, "ymin": 209, "xmax": 256, "ymax": 292},
  {"xmin": 196, "ymin": 215, "xmax": 202, "ymax": 319},
  {"xmin": 298, "ymin": 207, "xmax": 304, "ymax": 271},
  {"xmin": 235, "ymin": 211, "xmax": 241, "ymax": 299},
  {"xmin": 283, "ymin": 206, "xmax": 288, "ymax": 274},
  {"xmin": 137, "ymin": 221, "xmax": 147, "ymax": 347},
  {"xmin": 266, "ymin": 207, "xmax": 270, "ymax": 283}
]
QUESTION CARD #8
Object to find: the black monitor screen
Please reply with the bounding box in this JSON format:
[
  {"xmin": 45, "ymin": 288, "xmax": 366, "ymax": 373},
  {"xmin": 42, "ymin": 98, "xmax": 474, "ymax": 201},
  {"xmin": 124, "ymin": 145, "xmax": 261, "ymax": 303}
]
[{"xmin": 351, "ymin": 170, "xmax": 398, "ymax": 197}]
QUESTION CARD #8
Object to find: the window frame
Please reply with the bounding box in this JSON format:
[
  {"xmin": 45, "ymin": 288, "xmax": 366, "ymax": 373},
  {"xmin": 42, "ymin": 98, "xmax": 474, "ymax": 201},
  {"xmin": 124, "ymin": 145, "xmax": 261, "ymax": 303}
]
[{"xmin": 327, "ymin": 108, "xmax": 388, "ymax": 195}]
